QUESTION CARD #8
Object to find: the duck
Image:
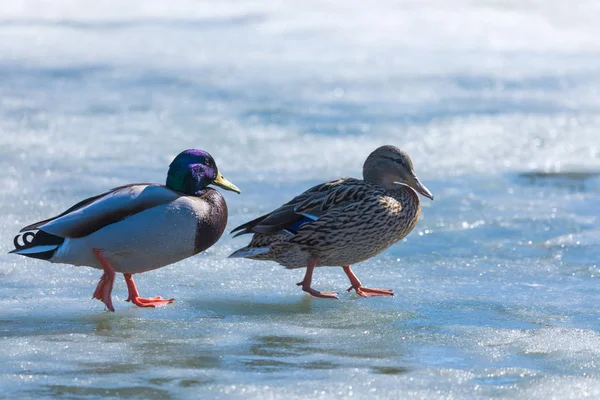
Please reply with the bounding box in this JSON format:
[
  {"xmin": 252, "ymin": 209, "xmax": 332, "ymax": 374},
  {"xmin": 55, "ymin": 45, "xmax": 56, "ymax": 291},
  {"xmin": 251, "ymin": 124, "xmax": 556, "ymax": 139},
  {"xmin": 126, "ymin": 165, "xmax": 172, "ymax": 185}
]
[
  {"xmin": 229, "ymin": 145, "xmax": 432, "ymax": 299},
  {"xmin": 10, "ymin": 149, "xmax": 240, "ymax": 311}
]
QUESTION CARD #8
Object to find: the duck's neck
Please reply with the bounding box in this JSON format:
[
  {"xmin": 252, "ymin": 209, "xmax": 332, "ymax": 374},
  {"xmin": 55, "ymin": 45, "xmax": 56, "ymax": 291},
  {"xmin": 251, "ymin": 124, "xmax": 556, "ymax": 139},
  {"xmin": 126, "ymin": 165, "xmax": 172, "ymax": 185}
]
[
  {"xmin": 389, "ymin": 183, "xmax": 421, "ymax": 205},
  {"xmin": 166, "ymin": 169, "xmax": 211, "ymax": 196},
  {"xmin": 364, "ymin": 171, "xmax": 399, "ymax": 190},
  {"xmin": 166, "ymin": 168, "xmax": 187, "ymax": 193}
]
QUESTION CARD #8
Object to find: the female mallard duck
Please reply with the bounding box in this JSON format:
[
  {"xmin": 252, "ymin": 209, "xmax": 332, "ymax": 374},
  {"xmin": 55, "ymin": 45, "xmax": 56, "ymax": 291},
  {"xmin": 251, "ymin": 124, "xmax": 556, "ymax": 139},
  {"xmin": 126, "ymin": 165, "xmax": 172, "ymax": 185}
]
[
  {"xmin": 10, "ymin": 149, "xmax": 240, "ymax": 311},
  {"xmin": 229, "ymin": 145, "xmax": 432, "ymax": 299}
]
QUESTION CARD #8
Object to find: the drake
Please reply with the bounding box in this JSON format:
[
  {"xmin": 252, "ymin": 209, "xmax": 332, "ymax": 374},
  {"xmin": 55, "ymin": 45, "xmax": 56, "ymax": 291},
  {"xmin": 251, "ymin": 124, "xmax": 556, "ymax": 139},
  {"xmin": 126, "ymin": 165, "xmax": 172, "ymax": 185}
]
[{"xmin": 11, "ymin": 149, "xmax": 240, "ymax": 311}]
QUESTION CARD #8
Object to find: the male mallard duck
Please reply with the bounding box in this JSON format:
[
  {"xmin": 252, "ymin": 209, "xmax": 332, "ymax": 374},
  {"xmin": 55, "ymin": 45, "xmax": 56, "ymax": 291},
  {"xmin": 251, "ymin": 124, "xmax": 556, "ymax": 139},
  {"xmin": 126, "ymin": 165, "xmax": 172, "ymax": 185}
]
[
  {"xmin": 229, "ymin": 145, "xmax": 432, "ymax": 299},
  {"xmin": 11, "ymin": 149, "xmax": 240, "ymax": 311}
]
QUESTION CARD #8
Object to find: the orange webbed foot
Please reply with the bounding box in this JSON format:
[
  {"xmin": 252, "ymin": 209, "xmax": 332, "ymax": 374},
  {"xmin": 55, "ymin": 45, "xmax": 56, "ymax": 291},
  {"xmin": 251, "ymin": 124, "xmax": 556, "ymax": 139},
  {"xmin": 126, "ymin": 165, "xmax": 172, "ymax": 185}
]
[
  {"xmin": 346, "ymin": 285, "xmax": 395, "ymax": 298},
  {"xmin": 343, "ymin": 265, "xmax": 394, "ymax": 298},
  {"xmin": 295, "ymin": 258, "xmax": 339, "ymax": 300},
  {"xmin": 127, "ymin": 296, "xmax": 175, "ymax": 308},
  {"xmin": 296, "ymin": 281, "xmax": 339, "ymax": 299},
  {"xmin": 92, "ymin": 249, "xmax": 116, "ymax": 312},
  {"xmin": 124, "ymin": 273, "xmax": 174, "ymax": 308}
]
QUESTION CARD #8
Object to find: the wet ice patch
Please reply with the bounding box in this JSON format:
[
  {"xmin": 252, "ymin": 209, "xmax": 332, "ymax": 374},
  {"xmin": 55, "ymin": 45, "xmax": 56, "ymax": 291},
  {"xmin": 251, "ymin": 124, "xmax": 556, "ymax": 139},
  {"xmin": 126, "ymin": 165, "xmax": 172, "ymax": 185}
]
[{"xmin": 546, "ymin": 231, "xmax": 600, "ymax": 247}]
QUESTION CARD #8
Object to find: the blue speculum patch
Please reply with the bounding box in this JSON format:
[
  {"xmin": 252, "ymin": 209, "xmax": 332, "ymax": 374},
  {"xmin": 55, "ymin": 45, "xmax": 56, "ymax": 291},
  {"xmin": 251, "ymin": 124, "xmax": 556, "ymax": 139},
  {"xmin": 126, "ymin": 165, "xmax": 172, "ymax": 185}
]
[{"xmin": 284, "ymin": 216, "xmax": 314, "ymax": 235}]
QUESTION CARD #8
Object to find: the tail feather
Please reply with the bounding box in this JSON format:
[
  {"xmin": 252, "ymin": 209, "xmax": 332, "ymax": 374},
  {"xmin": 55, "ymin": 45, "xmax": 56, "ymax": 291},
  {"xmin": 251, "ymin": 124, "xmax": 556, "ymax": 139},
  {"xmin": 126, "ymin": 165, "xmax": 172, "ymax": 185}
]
[
  {"xmin": 230, "ymin": 213, "xmax": 271, "ymax": 236},
  {"xmin": 228, "ymin": 247, "xmax": 270, "ymax": 259},
  {"xmin": 10, "ymin": 230, "xmax": 64, "ymax": 260},
  {"xmin": 232, "ymin": 230, "xmax": 251, "ymax": 238}
]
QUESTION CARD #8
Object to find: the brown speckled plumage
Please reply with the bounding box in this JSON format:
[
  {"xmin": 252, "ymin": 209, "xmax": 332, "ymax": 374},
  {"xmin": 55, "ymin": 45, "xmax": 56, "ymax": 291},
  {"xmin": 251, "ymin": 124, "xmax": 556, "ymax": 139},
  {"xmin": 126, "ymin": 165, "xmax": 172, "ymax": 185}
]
[
  {"xmin": 230, "ymin": 145, "xmax": 434, "ymax": 298},
  {"xmin": 237, "ymin": 179, "xmax": 420, "ymax": 268}
]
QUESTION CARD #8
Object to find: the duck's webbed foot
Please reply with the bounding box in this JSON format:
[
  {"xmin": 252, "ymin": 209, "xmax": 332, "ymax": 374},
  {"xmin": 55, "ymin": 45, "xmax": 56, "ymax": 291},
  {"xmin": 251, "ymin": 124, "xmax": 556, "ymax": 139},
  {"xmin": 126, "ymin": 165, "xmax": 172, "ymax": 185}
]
[
  {"xmin": 124, "ymin": 273, "xmax": 174, "ymax": 308},
  {"xmin": 343, "ymin": 266, "xmax": 394, "ymax": 298},
  {"xmin": 92, "ymin": 249, "xmax": 116, "ymax": 311},
  {"xmin": 296, "ymin": 281, "xmax": 339, "ymax": 299},
  {"xmin": 296, "ymin": 258, "xmax": 339, "ymax": 300}
]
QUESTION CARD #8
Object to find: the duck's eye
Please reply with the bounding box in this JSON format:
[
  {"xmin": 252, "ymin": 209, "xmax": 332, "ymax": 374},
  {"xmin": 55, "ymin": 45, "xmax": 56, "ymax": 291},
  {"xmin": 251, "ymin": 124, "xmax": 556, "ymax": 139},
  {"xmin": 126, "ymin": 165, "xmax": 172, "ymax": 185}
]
[{"xmin": 381, "ymin": 156, "xmax": 408, "ymax": 169}]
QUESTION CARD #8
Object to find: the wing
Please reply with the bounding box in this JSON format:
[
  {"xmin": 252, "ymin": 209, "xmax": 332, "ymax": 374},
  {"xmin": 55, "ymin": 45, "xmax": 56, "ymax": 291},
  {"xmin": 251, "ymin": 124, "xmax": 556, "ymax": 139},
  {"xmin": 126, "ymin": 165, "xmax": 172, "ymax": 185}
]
[
  {"xmin": 294, "ymin": 180, "xmax": 371, "ymax": 219},
  {"xmin": 231, "ymin": 178, "xmax": 369, "ymax": 236},
  {"xmin": 21, "ymin": 184, "xmax": 181, "ymax": 238}
]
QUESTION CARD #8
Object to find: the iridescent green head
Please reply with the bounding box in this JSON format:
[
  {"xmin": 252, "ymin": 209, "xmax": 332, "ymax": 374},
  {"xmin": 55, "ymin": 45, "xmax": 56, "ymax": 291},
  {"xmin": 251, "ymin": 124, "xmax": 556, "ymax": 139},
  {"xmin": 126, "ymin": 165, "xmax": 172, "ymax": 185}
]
[{"xmin": 166, "ymin": 149, "xmax": 240, "ymax": 195}]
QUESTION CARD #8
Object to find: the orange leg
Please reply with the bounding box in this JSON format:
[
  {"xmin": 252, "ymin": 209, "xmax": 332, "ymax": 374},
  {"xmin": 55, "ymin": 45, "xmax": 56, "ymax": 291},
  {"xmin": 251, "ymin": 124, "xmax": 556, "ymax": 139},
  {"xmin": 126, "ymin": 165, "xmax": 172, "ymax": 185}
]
[
  {"xmin": 343, "ymin": 265, "xmax": 394, "ymax": 298},
  {"xmin": 92, "ymin": 272, "xmax": 107, "ymax": 301},
  {"xmin": 296, "ymin": 257, "xmax": 338, "ymax": 299},
  {"xmin": 123, "ymin": 273, "xmax": 174, "ymax": 308},
  {"xmin": 92, "ymin": 249, "xmax": 116, "ymax": 312}
]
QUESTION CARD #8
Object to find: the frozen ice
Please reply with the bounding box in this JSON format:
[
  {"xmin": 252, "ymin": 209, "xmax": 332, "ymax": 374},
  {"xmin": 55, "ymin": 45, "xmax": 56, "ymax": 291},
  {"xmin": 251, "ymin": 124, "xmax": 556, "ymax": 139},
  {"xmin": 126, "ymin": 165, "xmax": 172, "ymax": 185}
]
[{"xmin": 1, "ymin": 0, "xmax": 600, "ymax": 398}]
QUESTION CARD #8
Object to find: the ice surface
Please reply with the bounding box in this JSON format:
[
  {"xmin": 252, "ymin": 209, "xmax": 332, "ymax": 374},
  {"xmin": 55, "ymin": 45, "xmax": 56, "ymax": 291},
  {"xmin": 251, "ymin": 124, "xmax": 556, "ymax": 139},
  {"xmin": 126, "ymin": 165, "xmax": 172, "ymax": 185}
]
[{"xmin": 1, "ymin": 0, "xmax": 600, "ymax": 398}]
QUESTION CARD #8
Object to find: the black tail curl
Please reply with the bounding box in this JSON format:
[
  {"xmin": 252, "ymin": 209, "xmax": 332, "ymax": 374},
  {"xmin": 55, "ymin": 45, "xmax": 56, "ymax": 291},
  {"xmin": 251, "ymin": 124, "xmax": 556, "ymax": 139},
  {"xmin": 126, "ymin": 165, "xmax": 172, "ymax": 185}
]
[
  {"xmin": 13, "ymin": 231, "xmax": 36, "ymax": 250},
  {"xmin": 11, "ymin": 230, "xmax": 65, "ymax": 260}
]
